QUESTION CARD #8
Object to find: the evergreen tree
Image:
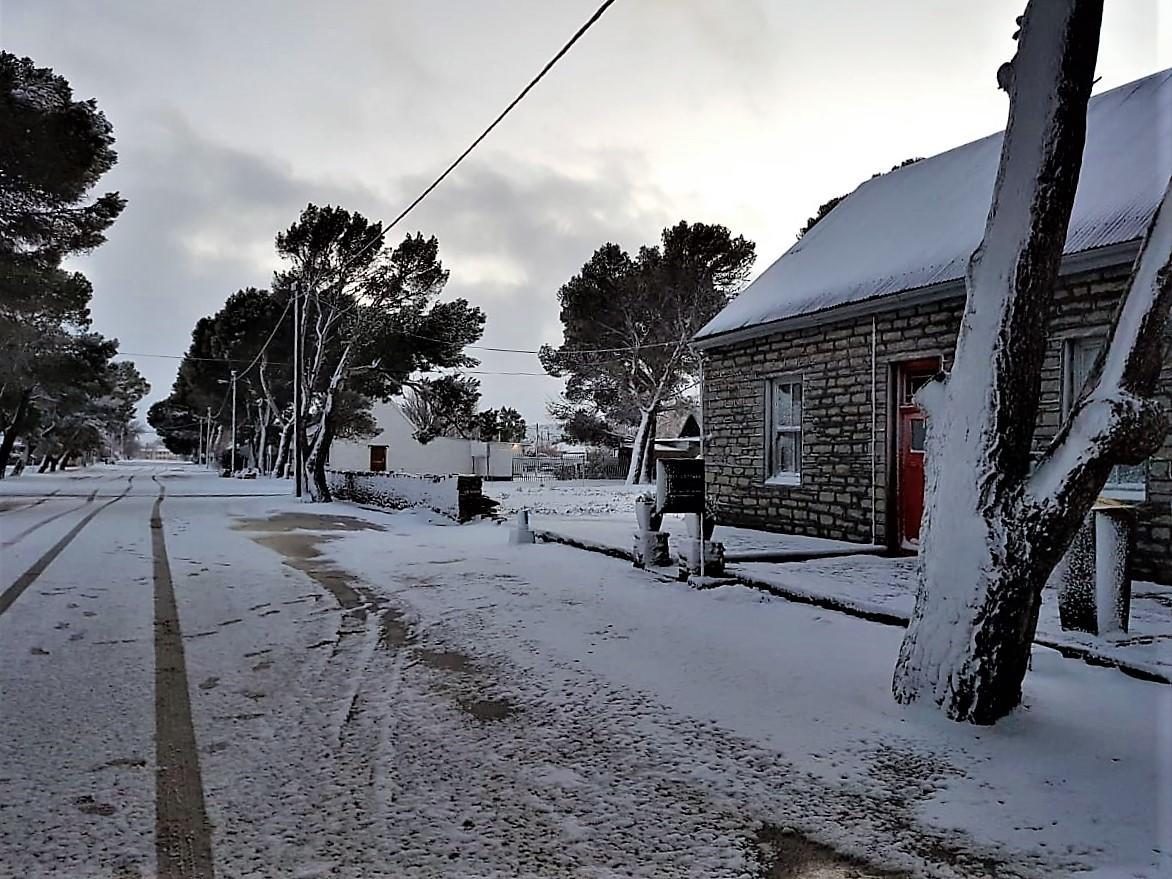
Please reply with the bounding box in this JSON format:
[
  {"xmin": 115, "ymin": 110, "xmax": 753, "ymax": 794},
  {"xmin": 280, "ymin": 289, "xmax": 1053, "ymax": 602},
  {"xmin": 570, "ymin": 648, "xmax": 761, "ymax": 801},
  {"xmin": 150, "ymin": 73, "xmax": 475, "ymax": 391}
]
[
  {"xmin": 402, "ymin": 376, "xmax": 481, "ymax": 443},
  {"xmin": 0, "ymin": 52, "xmax": 125, "ymax": 474},
  {"xmin": 541, "ymin": 221, "xmax": 754, "ymax": 483},
  {"xmin": 472, "ymin": 406, "xmax": 526, "ymax": 442},
  {"xmin": 277, "ymin": 204, "xmax": 484, "ymax": 499}
]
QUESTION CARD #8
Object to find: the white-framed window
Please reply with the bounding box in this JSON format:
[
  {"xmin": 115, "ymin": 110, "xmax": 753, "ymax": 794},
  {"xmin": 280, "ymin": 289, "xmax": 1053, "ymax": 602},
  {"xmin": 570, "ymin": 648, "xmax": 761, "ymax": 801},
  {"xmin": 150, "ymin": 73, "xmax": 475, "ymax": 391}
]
[
  {"xmin": 1062, "ymin": 336, "xmax": 1146, "ymax": 501},
  {"xmin": 766, "ymin": 376, "xmax": 802, "ymax": 485}
]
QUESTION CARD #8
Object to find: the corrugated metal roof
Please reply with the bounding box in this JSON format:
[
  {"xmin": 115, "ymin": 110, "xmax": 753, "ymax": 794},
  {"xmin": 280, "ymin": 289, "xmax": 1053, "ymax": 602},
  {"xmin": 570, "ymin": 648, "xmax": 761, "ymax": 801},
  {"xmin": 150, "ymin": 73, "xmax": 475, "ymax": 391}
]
[{"xmin": 696, "ymin": 69, "xmax": 1172, "ymax": 343}]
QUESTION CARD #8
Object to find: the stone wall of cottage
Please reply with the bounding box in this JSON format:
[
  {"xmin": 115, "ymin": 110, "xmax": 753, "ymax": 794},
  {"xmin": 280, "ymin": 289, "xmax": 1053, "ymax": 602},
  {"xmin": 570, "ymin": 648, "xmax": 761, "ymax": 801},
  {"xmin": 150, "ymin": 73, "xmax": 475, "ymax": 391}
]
[{"xmin": 702, "ymin": 265, "xmax": 1172, "ymax": 583}]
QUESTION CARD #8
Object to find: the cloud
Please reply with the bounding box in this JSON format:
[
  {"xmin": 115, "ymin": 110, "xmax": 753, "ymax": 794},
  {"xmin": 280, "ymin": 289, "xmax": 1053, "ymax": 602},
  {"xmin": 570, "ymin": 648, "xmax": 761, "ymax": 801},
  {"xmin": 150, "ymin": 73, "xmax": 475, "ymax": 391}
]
[
  {"xmin": 22, "ymin": 0, "xmax": 1163, "ymax": 432},
  {"xmin": 68, "ymin": 116, "xmax": 384, "ymax": 412},
  {"xmin": 68, "ymin": 116, "xmax": 681, "ymax": 425},
  {"xmin": 387, "ymin": 151, "xmax": 683, "ymax": 421}
]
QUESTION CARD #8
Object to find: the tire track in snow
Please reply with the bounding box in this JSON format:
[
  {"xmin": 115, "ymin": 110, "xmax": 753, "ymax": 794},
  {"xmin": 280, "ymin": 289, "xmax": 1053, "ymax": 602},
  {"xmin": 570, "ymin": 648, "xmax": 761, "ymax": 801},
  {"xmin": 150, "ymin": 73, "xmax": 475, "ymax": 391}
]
[
  {"xmin": 0, "ymin": 487, "xmax": 63, "ymax": 514},
  {"xmin": 0, "ymin": 476, "xmax": 134, "ymax": 617},
  {"xmin": 2, "ymin": 487, "xmax": 101, "ymax": 548},
  {"xmin": 150, "ymin": 475, "xmax": 215, "ymax": 879}
]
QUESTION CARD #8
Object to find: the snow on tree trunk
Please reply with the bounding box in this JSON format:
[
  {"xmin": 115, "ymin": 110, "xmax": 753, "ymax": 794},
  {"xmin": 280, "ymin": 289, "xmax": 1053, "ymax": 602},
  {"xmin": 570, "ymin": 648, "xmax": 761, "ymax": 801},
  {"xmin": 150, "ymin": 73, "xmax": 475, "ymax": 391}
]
[
  {"xmin": 273, "ymin": 419, "xmax": 291, "ymax": 478},
  {"xmin": 640, "ymin": 415, "xmax": 657, "ymax": 484},
  {"xmin": 304, "ymin": 345, "xmax": 352, "ymax": 502},
  {"xmin": 625, "ymin": 407, "xmax": 658, "ymax": 485},
  {"xmin": 894, "ymin": 0, "xmax": 1172, "ymax": 724},
  {"xmin": 625, "ymin": 408, "xmax": 649, "ymax": 485}
]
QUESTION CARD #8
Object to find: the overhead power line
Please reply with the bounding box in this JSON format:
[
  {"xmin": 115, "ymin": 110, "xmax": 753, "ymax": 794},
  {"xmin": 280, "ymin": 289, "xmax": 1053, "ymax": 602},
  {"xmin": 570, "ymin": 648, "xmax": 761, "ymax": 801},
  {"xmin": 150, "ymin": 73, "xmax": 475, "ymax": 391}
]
[
  {"xmin": 349, "ymin": 0, "xmax": 619, "ymax": 268},
  {"xmin": 140, "ymin": 0, "xmax": 624, "ymax": 403},
  {"xmin": 312, "ymin": 0, "xmax": 621, "ymax": 324},
  {"xmin": 399, "ymin": 329, "xmax": 683, "ymax": 356},
  {"xmin": 117, "ymin": 351, "xmax": 553, "ymax": 377}
]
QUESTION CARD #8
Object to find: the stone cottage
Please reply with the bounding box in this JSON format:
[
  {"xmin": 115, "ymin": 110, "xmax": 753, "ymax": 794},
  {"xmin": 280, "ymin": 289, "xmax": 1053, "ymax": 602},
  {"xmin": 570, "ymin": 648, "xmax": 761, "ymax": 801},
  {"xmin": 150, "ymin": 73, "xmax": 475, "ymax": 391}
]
[{"xmin": 693, "ymin": 69, "xmax": 1171, "ymax": 584}]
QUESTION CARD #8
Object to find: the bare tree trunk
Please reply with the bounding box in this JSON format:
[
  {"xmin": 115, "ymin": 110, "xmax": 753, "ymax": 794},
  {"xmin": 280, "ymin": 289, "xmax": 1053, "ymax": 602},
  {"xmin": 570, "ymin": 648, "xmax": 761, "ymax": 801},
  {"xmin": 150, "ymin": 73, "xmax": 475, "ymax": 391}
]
[
  {"xmin": 255, "ymin": 403, "xmax": 268, "ymax": 474},
  {"xmin": 893, "ymin": 0, "xmax": 1171, "ymax": 724},
  {"xmin": 0, "ymin": 388, "xmax": 31, "ymax": 478},
  {"xmin": 273, "ymin": 419, "xmax": 292, "ymax": 478},
  {"xmin": 307, "ymin": 408, "xmax": 336, "ymax": 502},
  {"xmin": 640, "ymin": 415, "xmax": 658, "ymax": 484},
  {"xmin": 625, "ymin": 406, "xmax": 659, "ymax": 485}
]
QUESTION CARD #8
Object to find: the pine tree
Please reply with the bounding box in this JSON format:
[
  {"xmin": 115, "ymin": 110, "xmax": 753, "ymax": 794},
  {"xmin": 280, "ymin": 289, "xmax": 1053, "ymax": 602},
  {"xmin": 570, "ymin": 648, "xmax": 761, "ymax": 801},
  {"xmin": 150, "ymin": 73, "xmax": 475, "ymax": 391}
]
[
  {"xmin": 277, "ymin": 204, "xmax": 484, "ymax": 499},
  {"xmin": 0, "ymin": 52, "xmax": 125, "ymax": 474},
  {"xmin": 542, "ymin": 221, "xmax": 754, "ymax": 483}
]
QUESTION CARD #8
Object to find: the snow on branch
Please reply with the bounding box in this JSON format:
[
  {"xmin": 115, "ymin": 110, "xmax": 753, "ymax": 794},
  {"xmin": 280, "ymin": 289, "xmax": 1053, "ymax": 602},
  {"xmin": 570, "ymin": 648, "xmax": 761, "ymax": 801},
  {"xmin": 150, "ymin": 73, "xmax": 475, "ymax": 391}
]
[{"xmin": 1027, "ymin": 184, "xmax": 1172, "ymax": 510}]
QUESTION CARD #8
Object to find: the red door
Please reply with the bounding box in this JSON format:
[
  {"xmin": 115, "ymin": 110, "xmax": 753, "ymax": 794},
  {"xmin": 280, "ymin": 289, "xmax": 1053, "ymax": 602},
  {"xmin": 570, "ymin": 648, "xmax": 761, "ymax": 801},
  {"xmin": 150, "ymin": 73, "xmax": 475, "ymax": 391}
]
[
  {"xmin": 369, "ymin": 445, "xmax": 387, "ymax": 472},
  {"xmin": 897, "ymin": 360, "xmax": 939, "ymax": 546}
]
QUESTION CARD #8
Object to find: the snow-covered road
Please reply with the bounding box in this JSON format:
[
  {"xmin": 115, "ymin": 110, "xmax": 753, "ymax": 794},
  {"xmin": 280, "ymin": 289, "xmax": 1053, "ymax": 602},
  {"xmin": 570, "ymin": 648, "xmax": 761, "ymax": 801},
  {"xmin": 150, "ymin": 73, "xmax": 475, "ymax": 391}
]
[{"xmin": 0, "ymin": 463, "xmax": 1167, "ymax": 878}]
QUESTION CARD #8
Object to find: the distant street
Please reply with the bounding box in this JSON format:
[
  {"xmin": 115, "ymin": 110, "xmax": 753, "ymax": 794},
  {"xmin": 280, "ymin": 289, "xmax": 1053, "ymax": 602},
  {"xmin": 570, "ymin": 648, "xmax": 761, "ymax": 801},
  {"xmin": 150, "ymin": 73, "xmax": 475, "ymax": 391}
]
[{"xmin": 0, "ymin": 463, "xmax": 1164, "ymax": 879}]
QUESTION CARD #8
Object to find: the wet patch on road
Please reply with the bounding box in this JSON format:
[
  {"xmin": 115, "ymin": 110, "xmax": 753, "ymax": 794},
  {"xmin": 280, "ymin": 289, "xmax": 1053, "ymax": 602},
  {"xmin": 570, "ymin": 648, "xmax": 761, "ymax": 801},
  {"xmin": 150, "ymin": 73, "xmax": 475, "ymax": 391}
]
[
  {"xmin": 235, "ymin": 512, "xmax": 388, "ymax": 611},
  {"xmin": 250, "ymin": 532, "xmax": 364, "ymax": 611},
  {"xmin": 753, "ymin": 824, "xmax": 905, "ymax": 878},
  {"xmin": 460, "ymin": 697, "xmax": 514, "ymax": 722},
  {"xmin": 416, "ymin": 648, "xmax": 476, "ymax": 674},
  {"xmin": 377, "ymin": 608, "xmax": 414, "ymax": 649},
  {"xmin": 233, "ymin": 511, "xmax": 384, "ymax": 534}
]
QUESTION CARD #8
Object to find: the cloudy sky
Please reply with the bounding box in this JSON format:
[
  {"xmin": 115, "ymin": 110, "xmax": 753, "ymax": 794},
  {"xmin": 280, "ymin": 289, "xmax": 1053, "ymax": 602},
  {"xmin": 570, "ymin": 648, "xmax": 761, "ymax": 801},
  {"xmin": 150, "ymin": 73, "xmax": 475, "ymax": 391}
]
[{"xmin": 3, "ymin": 0, "xmax": 1168, "ymax": 428}]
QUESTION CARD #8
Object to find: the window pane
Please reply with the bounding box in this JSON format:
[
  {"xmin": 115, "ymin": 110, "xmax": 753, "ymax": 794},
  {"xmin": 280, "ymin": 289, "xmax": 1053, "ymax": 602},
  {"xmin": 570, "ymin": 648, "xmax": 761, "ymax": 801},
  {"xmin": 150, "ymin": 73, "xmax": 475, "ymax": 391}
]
[
  {"xmin": 1069, "ymin": 338, "xmax": 1103, "ymax": 410},
  {"xmin": 1106, "ymin": 462, "xmax": 1145, "ymax": 489},
  {"xmin": 1064, "ymin": 339, "xmax": 1146, "ymax": 498},
  {"xmin": 773, "ymin": 382, "xmax": 801, "ymax": 428},
  {"xmin": 910, "ymin": 419, "xmax": 926, "ymax": 452},
  {"xmin": 773, "ymin": 431, "xmax": 799, "ymax": 475}
]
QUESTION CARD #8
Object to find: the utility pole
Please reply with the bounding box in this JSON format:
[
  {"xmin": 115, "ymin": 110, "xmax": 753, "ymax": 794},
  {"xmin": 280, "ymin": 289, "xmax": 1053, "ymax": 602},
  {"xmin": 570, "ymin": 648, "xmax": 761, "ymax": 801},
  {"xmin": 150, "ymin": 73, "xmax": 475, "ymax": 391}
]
[
  {"xmin": 230, "ymin": 369, "xmax": 238, "ymax": 476},
  {"xmin": 196, "ymin": 415, "xmax": 203, "ymax": 466},
  {"xmin": 292, "ymin": 283, "xmax": 302, "ymax": 498},
  {"xmin": 206, "ymin": 406, "xmax": 212, "ymax": 469}
]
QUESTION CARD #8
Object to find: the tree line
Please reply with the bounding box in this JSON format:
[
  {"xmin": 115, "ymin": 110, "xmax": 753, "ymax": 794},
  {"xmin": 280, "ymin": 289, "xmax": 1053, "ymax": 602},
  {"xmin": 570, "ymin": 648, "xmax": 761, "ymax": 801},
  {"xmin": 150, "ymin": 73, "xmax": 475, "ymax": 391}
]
[
  {"xmin": 149, "ymin": 204, "xmax": 530, "ymax": 501},
  {"xmin": 0, "ymin": 52, "xmax": 148, "ymax": 476},
  {"xmin": 542, "ymin": 220, "xmax": 756, "ymax": 484}
]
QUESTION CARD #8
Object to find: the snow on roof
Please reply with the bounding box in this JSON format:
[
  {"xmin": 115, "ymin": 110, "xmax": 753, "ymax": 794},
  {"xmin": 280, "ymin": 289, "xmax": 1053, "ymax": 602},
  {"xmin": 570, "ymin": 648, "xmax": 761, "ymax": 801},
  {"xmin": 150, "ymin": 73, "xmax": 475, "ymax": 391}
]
[{"xmin": 696, "ymin": 69, "xmax": 1172, "ymax": 343}]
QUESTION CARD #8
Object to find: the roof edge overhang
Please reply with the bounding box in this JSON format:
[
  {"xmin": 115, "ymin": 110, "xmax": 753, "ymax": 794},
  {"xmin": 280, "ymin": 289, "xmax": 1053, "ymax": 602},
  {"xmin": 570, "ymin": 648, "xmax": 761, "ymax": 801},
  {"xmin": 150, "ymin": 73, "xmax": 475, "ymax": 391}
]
[{"xmin": 692, "ymin": 238, "xmax": 1142, "ymax": 352}]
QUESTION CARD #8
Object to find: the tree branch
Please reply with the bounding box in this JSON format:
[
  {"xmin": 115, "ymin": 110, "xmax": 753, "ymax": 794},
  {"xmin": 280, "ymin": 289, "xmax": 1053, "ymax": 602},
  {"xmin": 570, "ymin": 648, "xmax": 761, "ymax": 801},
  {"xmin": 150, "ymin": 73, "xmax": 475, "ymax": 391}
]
[{"xmin": 1026, "ymin": 184, "xmax": 1172, "ymax": 510}]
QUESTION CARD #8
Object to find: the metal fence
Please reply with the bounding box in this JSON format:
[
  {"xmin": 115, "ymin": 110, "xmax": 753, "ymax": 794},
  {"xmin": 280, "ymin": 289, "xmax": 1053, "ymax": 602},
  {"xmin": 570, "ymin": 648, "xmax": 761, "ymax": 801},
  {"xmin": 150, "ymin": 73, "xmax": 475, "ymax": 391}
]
[{"xmin": 512, "ymin": 454, "xmax": 627, "ymax": 481}]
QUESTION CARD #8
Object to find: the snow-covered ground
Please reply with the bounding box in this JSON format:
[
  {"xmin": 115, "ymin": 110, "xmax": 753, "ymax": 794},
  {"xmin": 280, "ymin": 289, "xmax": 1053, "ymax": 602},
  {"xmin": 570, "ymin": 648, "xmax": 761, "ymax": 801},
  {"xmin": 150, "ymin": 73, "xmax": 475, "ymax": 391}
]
[
  {"xmin": 488, "ymin": 478, "xmax": 649, "ymax": 518},
  {"xmin": 737, "ymin": 555, "xmax": 1172, "ymax": 682},
  {"xmin": 1, "ymin": 464, "xmax": 1168, "ymax": 877},
  {"xmin": 487, "ymin": 479, "xmax": 1172, "ymax": 681},
  {"xmin": 488, "ymin": 479, "xmax": 872, "ymax": 558}
]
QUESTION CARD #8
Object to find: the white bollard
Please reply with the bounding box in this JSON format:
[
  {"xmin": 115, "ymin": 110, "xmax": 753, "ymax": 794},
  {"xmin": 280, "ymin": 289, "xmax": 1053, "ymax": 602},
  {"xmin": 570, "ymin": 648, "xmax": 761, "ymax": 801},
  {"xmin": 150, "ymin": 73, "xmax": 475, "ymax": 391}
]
[
  {"xmin": 509, "ymin": 509, "xmax": 536, "ymax": 545},
  {"xmin": 1094, "ymin": 508, "xmax": 1133, "ymax": 634}
]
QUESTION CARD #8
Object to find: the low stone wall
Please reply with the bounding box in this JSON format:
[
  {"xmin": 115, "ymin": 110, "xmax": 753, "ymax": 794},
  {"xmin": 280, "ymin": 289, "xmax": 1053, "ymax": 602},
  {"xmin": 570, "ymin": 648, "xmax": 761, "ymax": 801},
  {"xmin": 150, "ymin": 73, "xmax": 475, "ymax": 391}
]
[{"xmin": 325, "ymin": 469, "xmax": 484, "ymax": 522}]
